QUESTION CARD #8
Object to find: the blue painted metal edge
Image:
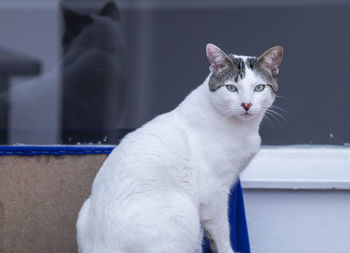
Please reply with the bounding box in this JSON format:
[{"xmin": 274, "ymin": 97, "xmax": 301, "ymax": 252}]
[{"xmin": 0, "ymin": 145, "xmax": 115, "ymax": 156}]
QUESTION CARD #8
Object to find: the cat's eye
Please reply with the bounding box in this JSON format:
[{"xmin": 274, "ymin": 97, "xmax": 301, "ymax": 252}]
[
  {"xmin": 225, "ymin": 85, "xmax": 238, "ymax": 92},
  {"xmin": 254, "ymin": 84, "xmax": 266, "ymax": 92}
]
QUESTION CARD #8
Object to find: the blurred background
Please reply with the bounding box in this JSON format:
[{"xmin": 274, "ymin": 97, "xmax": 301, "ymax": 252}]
[{"xmin": 0, "ymin": 0, "xmax": 349, "ymax": 145}]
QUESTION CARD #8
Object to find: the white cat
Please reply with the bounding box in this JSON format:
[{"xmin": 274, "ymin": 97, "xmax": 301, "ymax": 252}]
[{"xmin": 76, "ymin": 43, "xmax": 283, "ymax": 253}]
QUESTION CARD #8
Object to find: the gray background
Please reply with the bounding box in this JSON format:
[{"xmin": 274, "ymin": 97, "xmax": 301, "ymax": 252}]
[
  {"xmin": 0, "ymin": 1, "xmax": 349, "ymax": 145},
  {"xmin": 121, "ymin": 2, "xmax": 350, "ymax": 145}
]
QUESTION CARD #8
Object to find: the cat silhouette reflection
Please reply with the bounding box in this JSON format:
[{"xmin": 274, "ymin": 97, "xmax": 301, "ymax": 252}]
[
  {"xmin": 61, "ymin": 2, "xmax": 126, "ymax": 144},
  {"xmin": 0, "ymin": 2, "xmax": 126, "ymax": 144}
]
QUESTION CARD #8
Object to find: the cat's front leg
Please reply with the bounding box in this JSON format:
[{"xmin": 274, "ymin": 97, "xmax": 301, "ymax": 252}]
[{"xmin": 200, "ymin": 193, "xmax": 234, "ymax": 253}]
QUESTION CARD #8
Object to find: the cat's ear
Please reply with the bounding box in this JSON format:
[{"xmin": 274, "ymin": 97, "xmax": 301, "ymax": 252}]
[
  {"xmin": 99, "ymin": 1, "xmax": 120, "ymax": 21},
  {"xmin": 256, "ymin": 46, "xmax": 283, "ymax": 76},
  {"xmin": 206, "ymin": 44, "xmax": 233, "ymax": 76}
]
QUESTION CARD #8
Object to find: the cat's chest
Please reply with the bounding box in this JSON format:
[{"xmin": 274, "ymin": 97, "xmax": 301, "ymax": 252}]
[{"xmin": 193, "ymin": 132, "xmax": 260, "ymax": 184}]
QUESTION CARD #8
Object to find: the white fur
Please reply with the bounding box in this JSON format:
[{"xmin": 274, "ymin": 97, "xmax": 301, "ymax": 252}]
[{"xmin": 77, "ymin": 63, "xmax": 275, "ymax": 252}]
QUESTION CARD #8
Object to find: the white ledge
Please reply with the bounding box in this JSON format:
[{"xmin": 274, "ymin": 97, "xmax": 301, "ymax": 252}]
[{"xmin": 240, "ymin": 145, "xmax": 350, "ymax": 190}]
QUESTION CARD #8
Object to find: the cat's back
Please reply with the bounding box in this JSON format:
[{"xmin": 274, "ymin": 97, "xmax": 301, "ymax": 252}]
[{"xmin": 91, "ymin": 111, "xmax": 195, "ymax": 197}]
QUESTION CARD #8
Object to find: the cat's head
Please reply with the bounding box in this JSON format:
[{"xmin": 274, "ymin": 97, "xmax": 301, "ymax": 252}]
[
  {"xmin": 206, "ymin": 44, "xmax": 283, "ymax": 122},
  {"xmin": 62, "ymin": 1, "xmax": 121, "ymax": 55}
]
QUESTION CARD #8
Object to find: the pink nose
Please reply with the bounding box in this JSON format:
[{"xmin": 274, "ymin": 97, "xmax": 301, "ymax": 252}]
[{"xmin": 241, "ymin": 103, "xmax": 252, "ymax": 111}]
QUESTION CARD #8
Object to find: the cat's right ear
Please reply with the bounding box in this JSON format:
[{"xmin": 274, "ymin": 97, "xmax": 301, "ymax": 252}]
[
  {"xmin": 99, "ymin": 2, "xmax": 120, "ymax": 22},
  {"xmin": 206, "ymin": 44, "xmax": 232, "ymax": 76},
  {"xmin": 256, "ymin": 46, "xmax": 283, "ymax": 77}
]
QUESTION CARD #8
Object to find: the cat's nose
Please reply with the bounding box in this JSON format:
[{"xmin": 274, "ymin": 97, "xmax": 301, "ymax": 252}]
[{"xmin": 241, "ymin": 103, "xmax": 252, "ymax": 111}]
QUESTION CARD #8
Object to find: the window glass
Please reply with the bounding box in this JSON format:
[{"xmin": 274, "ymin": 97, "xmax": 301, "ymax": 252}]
[{"xmin": 0, "ymin": 0, "xmax": 349, "ymax": 145}]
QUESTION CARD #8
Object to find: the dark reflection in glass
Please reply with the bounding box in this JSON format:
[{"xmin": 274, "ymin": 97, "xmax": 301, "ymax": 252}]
[{"xmin": 60, "ymin": 1, "xmax": 128, "ymax": 144}]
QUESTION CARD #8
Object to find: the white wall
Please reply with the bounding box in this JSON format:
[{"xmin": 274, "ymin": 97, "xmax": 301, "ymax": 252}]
[
  {"xmin": 241, "ymin": 146, "xmax": 350, "ymax": 253},
  {"xmin": 243, "ymin": 189, "xmax": 350, "ymax": 253}
]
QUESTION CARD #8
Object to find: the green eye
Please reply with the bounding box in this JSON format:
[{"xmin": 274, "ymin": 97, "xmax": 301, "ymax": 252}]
[
  {"xmin": 254, "ymin": 84, "xmax": 266, "ymax": 92},
  {"xmin": 225, "ymin": 85, "xmax": 238, "ymax": 92}
]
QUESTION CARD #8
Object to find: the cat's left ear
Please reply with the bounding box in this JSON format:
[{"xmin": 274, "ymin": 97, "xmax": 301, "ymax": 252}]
[
  {"xmin": 99, "ymin": 1, "xmax": 120, "ymax": 21},
  {"xmin": 206, "ymin": 44, "xmax": 233, "ymax": 76},
  {"xmin": 257, "ymin": 46, "xmax": 283, "ymax": 76}
]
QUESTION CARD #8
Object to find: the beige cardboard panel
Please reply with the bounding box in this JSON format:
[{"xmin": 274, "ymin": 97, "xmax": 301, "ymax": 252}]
[{"xmin": 0, "ymin": 154, "xmax": 107, "ymax": 253}]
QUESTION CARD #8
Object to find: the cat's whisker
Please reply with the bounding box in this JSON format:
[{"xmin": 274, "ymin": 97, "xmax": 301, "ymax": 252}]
[
  {"xmin": 262, "ymin": 113, "xmax": 274, "ymax": 128},
  {"xmin": 270, "ymin": 105, "xmax": 289, "ymax": 114},
  {"xmin": 275, "ymin": 95, "xmax": 288, "ymax": 101},
  {"xmin": 261, "ymin": 105, "xmax": 288, "ymax": 123},
  {"xmin": 264, "ymin": 110, "xmax": 281, "ymax": 126},
  {"xmin": 269, "ymin": 108, "xmax": 287, "ymax": 121},
  {"xmin": 266, "ymin": 108, "xmax": 287, "ymax": 122}
]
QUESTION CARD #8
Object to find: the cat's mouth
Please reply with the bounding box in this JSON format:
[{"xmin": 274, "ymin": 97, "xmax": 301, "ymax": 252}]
[
  {"xmin": 239, "ymin": 112, "xmax": 256, "ymax": 120},
  {"xmin": 242, "ymin": 112, "xmax": 253, "ymax": 117}
]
